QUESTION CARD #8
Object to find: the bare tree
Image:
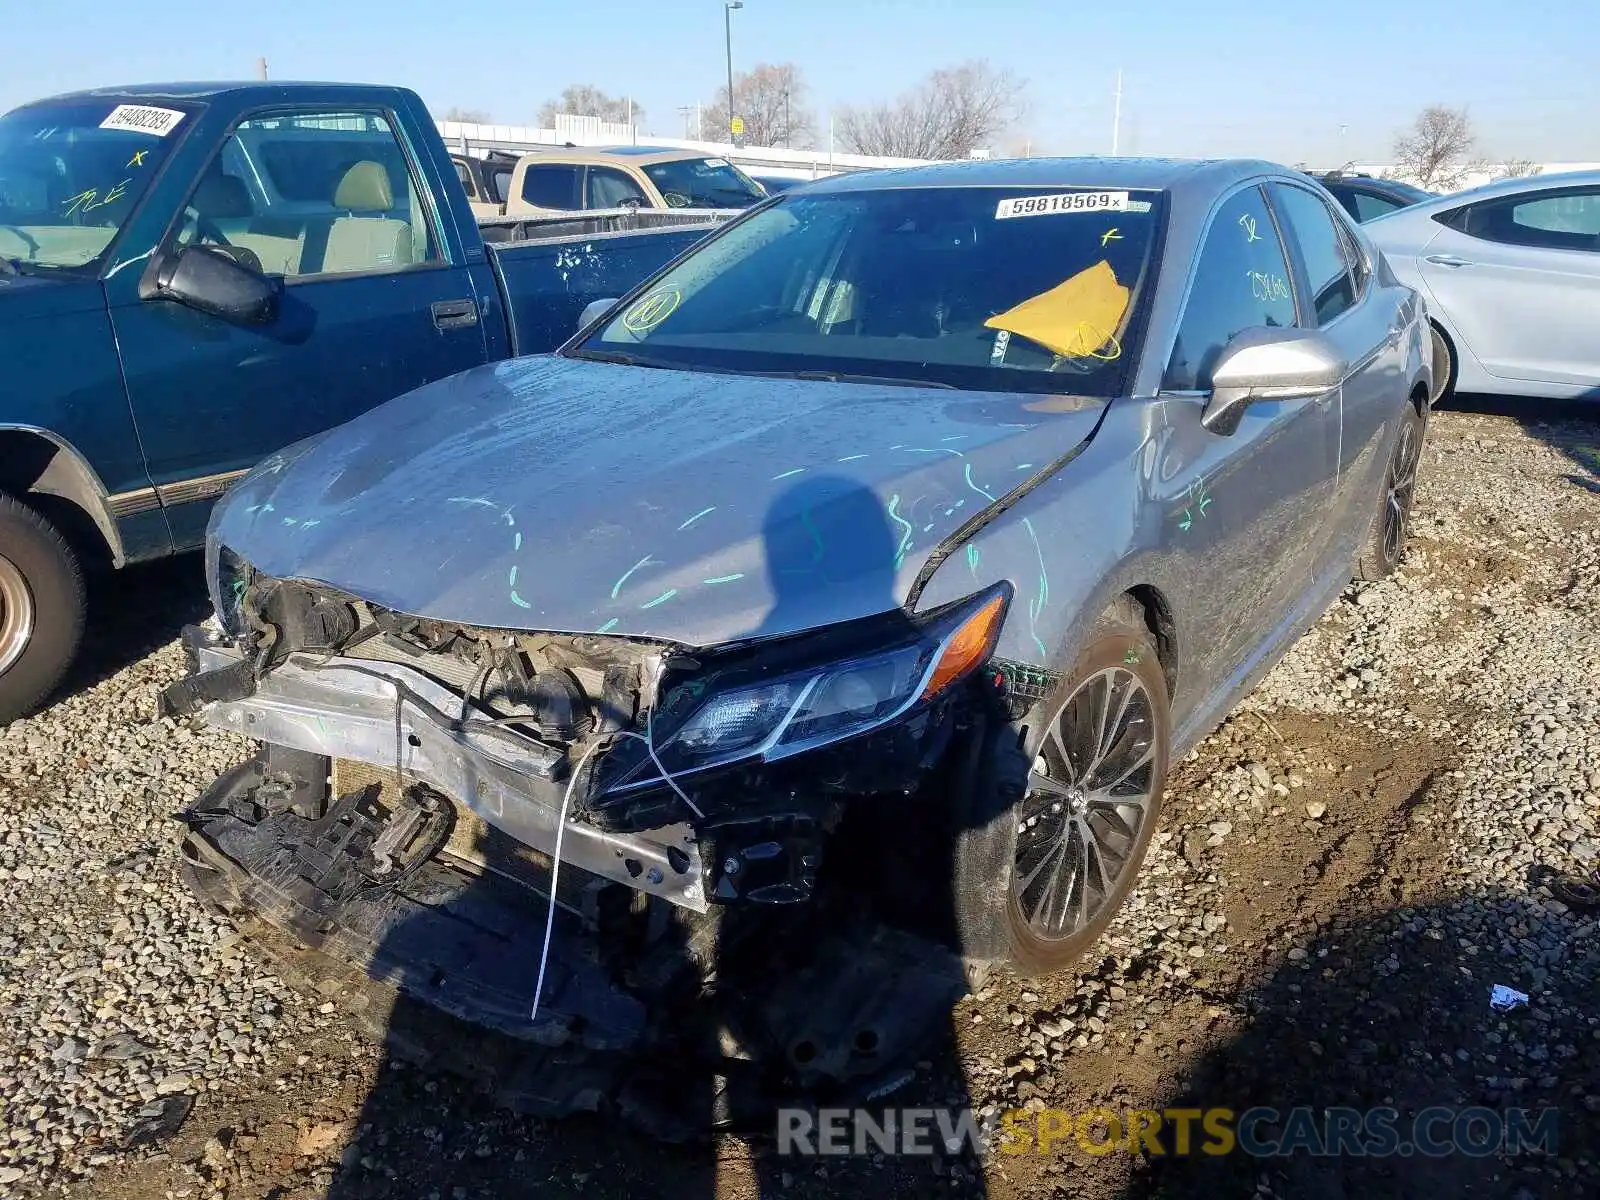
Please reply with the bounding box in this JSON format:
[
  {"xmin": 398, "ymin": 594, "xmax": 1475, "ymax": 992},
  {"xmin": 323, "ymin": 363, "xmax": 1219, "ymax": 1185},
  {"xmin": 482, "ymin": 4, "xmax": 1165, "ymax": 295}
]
[
  {"xmin": 536, "ymin": 85, "xmax": 643, "ymax": 128},
  {"xmin": 1494, "ymin": 158, "xmax": 1542, "ymax": 180},
  {"xmin": 439, "ymin": 106, "xmax": 491, "ymax": 124},
  {"xmin": 1392, "ymin": 105, "xmax": 1476, "ymax": 190},
  {"xmin": 836, "ymin": 60, "xmax": 1027, "ymax": 159},
  {"xmin": 703, "ymin": 63, "xmax": 815, "ymax": 148}
]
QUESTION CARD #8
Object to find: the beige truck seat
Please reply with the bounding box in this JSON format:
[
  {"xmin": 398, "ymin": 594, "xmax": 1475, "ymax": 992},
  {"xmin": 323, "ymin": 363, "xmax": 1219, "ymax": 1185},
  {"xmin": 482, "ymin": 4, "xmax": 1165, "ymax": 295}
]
[
  {"xmin": 190, "ymin": 168, "xmax": 305, "ymax": 276},
  {"xmin": 322, "ymin": 161, "xmax": 413, "ymax": 273}
]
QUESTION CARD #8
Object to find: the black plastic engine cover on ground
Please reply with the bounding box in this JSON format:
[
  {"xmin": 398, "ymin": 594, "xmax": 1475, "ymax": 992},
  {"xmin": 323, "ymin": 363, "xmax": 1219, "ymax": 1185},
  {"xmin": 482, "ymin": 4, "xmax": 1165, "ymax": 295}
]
[
  {"xmin": 181, "ymin": 758, "xmax": 646, "ymax": 1052},
  {"xmin": 178, "ymin": 752, "xmax": 973, "ymax": 1137}
]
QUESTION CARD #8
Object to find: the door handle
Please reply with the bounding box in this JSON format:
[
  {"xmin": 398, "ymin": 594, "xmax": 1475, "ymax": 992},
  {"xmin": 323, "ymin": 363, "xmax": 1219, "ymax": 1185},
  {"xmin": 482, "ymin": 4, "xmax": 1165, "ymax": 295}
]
[
  {"xmin": 431, "ymin": 298, "xmax": 479, "ymax": 330},
  {"xmin": 1423, "ymin": 254, "xmax": 1474, "ymax": 268}
]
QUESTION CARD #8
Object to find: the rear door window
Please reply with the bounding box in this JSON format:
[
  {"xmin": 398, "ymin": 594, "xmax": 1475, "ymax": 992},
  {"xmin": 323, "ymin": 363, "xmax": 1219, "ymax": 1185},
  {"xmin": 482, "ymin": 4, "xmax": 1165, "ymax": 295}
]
[
  {"xmin": 586, "ymin": 166, "xmax": 648, "ymax": 210},
  {"xmin": 1440, "ymin": 188, "xmax": 1600, "ymax": 252},
  {"xmin": 521, "ymin": 164, "xmax": 581, "ymax": 210},
  {"xmin": 1164, "ymin": 185, "xmax": 1297, "ymax": 390},
  {"xmin": 1269, "ymin": 183, "xmax": 1357, "ymax": 325}
]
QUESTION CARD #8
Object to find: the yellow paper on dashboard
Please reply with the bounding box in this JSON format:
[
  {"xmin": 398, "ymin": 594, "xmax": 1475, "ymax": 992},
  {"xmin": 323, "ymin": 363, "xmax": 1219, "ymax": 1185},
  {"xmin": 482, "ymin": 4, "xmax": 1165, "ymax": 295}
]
[{"xmin": 983, "ymin": 260, "xmax": 1129, "ymax": 359}]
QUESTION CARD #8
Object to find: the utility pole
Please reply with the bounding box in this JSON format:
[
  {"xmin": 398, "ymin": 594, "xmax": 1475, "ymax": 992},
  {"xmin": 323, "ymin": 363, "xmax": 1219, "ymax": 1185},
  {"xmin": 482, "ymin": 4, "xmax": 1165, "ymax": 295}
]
[
  {"xmin": 1111, "ymin": 69, "xmax": 1123, "ymax": 155},
  {"xmin": 725, "ymin": 1, "xmax": 743, "ymax": 143},
  {"xmin": 255, "ymin": 56, "xmax": 268, "ymax": 81}
]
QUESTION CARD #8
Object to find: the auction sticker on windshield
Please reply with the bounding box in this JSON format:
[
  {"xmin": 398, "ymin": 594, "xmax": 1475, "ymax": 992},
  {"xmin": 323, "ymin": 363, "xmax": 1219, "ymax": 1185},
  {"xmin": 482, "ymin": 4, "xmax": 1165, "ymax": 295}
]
[
  {"xmin": 99, "ymin": 105, "xmax": 186, "ymax": 137},
  {"xmin": 996, "ymin": 191, "xmax": 1129, "ymax": 219}
]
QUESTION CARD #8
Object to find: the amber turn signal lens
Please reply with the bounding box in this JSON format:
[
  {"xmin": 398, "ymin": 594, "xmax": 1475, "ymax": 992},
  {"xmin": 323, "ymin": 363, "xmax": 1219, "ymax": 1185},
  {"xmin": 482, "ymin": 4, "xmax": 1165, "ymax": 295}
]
[{"xmin": 921, "ymin": 592, "xmax": 1009, "ymax": 701}]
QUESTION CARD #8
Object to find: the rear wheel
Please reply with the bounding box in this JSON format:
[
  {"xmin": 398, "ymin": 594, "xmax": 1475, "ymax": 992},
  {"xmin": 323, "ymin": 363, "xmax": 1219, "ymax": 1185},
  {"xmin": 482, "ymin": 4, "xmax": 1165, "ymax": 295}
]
[
  {"xmin": 0, "ymin": 493, "xmax": 86, "ymax": 724},
  {"xmin": 1429, "ymin": 322, "xmax": 1456, "ymax": 403},
  {"xmin": 1355, "ymin": 402, "xmax": 1424, "ymax": 582}
]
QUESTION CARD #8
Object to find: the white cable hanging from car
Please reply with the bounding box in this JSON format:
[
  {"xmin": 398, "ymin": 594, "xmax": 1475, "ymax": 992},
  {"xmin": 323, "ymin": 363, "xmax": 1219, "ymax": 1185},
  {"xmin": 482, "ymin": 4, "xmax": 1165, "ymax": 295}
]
[{"xmin": 528, "ymin": 705, "xmax": 703, "ymax": 1025}]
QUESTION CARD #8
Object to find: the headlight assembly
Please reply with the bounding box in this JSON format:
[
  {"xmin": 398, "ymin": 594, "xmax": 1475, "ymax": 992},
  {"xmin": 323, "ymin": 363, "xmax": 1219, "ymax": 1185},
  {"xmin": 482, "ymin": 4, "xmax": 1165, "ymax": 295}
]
[
  {"xmin": 204, "ymin": 536, "xmax": 254, "ymax": 638},
  {"xmin": 605, "ymin": 583, "xmax": 1012, "ymax": 792}
]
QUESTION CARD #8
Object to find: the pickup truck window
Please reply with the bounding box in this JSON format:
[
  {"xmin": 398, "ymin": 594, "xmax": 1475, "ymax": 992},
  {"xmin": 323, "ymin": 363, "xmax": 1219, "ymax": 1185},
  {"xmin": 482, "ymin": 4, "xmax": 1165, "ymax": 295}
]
[
  {"xmin": 643, "ymin": 157, "xmax": 765, "ymax": 209},
  {"xmin": 580, "ymin": 185, "xmax": 1162, "ymax": 396},
  {"xmin": 0, "ymin": 100, "xmax": 191, "ymax": 271},
  {"xmin": 173, "ymin": 110, "xmax": 438, "ymax": 278},
  {"xmin": 587, "ymin": 166, "xmax": 648, "ymax": 210},
  {"xmin": 522, "ymin": 164, "xmax": 581, "ymax": 210}
]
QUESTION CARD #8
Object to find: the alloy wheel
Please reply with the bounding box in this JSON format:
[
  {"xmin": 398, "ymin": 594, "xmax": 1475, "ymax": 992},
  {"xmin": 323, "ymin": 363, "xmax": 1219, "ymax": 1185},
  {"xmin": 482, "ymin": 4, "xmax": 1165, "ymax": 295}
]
[
  {"xmin": 1383, "ymin": 418, "xmax": 1421, "ymax": 564},
  {"xmin": 1013, "ymin": 666, "xmax": 1158, "ymax": 940}
]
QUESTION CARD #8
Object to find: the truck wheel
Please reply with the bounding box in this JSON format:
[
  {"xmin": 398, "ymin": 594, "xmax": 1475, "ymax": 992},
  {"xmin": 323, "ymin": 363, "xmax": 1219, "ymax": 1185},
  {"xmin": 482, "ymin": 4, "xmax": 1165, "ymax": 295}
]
[
  {"xmin": 1354, "ymin": 401, "xmax": 1424, "ymax": 582},
  {"xmin": 0, "ymin": 493, "xmax": 86, "ymax": 724},
  {"xmin": 954, "ymin": 599, "xmax": 1170, "ymax": 978}
]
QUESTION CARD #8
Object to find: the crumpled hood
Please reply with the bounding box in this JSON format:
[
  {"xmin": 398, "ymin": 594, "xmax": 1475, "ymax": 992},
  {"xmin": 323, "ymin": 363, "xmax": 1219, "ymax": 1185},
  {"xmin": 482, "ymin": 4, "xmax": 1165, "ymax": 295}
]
[{"xmin": 213, "ymin": 356, "xmax": 1104, "ymax": 646}]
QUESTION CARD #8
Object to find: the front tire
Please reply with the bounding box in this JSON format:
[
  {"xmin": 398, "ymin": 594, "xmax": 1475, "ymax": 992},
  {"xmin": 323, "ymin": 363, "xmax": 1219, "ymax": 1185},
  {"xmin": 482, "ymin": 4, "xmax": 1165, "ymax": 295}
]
[
  {"xmin": 0, "ymin": 493, "xmax": 86, "ymax": 724},
  {"xmin": 954, "ymin": 600, "xmax": 1170, "ymax": 978}
]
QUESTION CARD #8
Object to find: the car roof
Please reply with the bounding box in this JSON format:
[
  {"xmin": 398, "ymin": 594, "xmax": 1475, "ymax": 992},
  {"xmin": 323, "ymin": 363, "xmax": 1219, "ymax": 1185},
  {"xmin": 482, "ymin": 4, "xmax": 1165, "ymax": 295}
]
[
  {"xmin": 802, "ymin": 156, "xmax": 1292, "ymax": 202},
  {"xmin": 1400, "ymin": 167, "xmax": 1600, "ymax": 212},
  {"xmin": 26, "ymin": 81, "xmax": 399, "ymax": 104}
]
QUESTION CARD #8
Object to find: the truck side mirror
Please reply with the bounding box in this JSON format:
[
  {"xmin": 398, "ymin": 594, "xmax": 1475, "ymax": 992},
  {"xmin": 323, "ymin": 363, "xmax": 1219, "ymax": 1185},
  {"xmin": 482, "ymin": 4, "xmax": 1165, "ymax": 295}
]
[{"xmin": 144, "ymin": 245, "xmax": 282, "ymax": 326}]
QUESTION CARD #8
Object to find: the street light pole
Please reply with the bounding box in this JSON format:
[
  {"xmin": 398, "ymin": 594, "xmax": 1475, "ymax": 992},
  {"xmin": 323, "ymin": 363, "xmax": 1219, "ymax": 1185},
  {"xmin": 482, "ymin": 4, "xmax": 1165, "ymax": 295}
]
[{"xmin": 725, "ymin": 1, "xmax": 743, "ymax": 142}]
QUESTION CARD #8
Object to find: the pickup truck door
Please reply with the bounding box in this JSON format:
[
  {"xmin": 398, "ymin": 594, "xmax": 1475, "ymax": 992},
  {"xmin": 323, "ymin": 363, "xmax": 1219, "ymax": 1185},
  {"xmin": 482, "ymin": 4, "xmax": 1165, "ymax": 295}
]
[{"xmin": 104, "ymin": 107, "xmax": 494, "ymax": 547}]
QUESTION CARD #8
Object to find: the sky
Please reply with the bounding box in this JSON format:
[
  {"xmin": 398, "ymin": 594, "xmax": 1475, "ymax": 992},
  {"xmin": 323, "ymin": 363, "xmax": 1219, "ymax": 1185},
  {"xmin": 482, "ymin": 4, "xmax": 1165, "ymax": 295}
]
[{"xmin": 4, "ymin": 0, "xmax": 1597, "ymax": 165}]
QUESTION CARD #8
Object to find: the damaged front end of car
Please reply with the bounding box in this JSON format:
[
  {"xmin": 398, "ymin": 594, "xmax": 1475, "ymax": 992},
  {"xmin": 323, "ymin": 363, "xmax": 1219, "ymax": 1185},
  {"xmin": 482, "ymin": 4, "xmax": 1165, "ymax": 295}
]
[{"xmin": 164, "ymin": 554, "xmax": 1027, "ymax": 1128}]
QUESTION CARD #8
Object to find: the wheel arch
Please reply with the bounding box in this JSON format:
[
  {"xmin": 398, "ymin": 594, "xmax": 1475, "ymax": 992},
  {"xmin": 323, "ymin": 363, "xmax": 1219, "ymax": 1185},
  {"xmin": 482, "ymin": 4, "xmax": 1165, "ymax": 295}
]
[
  {"xmin": 1426, "ymin": 318, "xmax": 1457, "ymax": 405},
  {"xmin": 0, "ymin": 427, "xmax": 124, "ymax": 570},
  {"xmin": 1121, "ymin": 583, "xmax": 1177, "ymax": 698}
]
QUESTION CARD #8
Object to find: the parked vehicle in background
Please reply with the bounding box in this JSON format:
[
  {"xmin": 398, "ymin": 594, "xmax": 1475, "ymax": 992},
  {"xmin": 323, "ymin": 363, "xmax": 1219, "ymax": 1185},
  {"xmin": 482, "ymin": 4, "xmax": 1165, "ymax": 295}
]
[
  {"xmin": 1312, "ymin": 170, "xmax": 1435, "ymax": 223},
  {"xmin": 501, "ymin": 145, "xmax": 768, "ymax": 217},
  {"xmin": 450, "ymin": 149, "xmax": 519, "ymax": 219},
  {"xmin": 168, "ymin": 156, "xmax": 1434, "ymax": 1103},
  {"xmin": 0, "ymin": 82, "xmax": 726, "ymax": 722},
  {"xmin": 1364, "ymin": 169, "xmax": 1600, "ymax": 399},
  {"xmin": 748, "ymin": 172, "xmax": 805, "ymax": 194}
]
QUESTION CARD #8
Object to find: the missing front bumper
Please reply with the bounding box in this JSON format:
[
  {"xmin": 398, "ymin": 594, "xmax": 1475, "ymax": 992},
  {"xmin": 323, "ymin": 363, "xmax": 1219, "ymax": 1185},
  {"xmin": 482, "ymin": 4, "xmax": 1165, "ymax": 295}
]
[{"xmin": 172, "ymin": 625, "xmax": 705, "ymax": 910}]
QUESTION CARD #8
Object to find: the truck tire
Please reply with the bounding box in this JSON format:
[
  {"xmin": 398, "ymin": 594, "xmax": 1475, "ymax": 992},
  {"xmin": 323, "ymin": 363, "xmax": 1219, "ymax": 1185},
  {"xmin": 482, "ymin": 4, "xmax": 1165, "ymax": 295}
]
[
  {"xmin": 0, "ymin": 493, "xmax": 86, "ymax": 725},
  {"xmin": 954, "ymin": 598, "xmax": 1170, "ymax": 978},
  {"xmin": 1354, "ymin": 401, "xmax": 1424, "ymax": 582}
]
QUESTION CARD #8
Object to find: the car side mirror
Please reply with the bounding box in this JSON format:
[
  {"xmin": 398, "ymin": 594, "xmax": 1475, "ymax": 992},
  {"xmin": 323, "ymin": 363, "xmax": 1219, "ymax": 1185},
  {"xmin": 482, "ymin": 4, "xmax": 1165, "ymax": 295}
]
[
  {"xmin": 579, "ymin": 297, "xmax": 620, "ymax": 330},
  {"xmin": 144, "ymin": 244, "xmax": 281, "ymax": 326},
  {"xmin": 1201, "ymin": 327, "xmax": 1346, "ymax": 436}
]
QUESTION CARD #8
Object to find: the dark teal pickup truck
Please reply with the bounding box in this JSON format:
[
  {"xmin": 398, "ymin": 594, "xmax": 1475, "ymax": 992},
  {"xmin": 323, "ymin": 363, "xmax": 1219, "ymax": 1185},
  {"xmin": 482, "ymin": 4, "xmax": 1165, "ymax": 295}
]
[{"xmin": 0, "ymin": 81, "xmax": 724, "ymax": 721}]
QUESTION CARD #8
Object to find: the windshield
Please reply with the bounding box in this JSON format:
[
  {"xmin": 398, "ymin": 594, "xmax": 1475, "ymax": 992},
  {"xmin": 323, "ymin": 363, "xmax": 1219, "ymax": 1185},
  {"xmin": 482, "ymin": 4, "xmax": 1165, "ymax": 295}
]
[
  {"xmin": 0, "ymin": 99, "xmax": 192, "ymax": 271},
  {"xmin": 643, "ymin": 156, "xmax": 766, "ymax": 209},
  {"xmin": 575, "ymin": 185, "xmax": 1163, "ymax": 395}
]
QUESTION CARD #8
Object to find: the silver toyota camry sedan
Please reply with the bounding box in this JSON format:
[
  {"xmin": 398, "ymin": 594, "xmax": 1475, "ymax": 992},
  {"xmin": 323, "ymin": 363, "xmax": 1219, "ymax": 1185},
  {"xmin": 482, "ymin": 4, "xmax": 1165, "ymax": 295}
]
[
  {"xmin": 1365, "ymin": 169, "xmax": 1600, "ymax": 400},
  {"xmin": 166, "ymin": 157, "xmax": 1435, "ymax": 1081}
]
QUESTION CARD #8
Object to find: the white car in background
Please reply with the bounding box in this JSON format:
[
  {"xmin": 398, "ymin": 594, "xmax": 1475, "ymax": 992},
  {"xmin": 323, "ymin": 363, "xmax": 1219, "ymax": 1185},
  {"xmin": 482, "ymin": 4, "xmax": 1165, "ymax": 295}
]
[{"xmin": 1364, "ymin": 169, "xmax": 1600, "ymax": 400}]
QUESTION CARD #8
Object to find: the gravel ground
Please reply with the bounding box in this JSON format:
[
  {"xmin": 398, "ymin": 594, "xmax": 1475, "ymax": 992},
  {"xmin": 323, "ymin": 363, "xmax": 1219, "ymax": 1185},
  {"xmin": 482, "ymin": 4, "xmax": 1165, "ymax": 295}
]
[{"xmin": 1, "ymin": 401, "xmax": 1597, "ymax": 1200}]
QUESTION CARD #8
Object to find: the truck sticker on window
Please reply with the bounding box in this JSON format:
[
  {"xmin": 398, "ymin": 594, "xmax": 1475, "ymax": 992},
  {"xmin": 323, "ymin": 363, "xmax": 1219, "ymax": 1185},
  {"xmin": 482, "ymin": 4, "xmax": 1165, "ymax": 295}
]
[
  {"xmin": 621, "ymin": 288, "xmax": 681, "ymax": 333},
  {"xmin": 99, "ymin": 104, "xmax": 186, "ymax": 138},
  {"xmin": 995, "ymin": 191, "xmax": 1129, "ymax": 219}
]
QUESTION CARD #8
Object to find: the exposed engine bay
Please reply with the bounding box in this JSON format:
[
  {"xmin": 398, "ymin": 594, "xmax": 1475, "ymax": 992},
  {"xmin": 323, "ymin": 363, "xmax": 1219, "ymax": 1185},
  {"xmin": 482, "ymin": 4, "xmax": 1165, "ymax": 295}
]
[{"xmin": 164, "ymin": 572, "xmax": 1033, "ymax": 1129}]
